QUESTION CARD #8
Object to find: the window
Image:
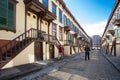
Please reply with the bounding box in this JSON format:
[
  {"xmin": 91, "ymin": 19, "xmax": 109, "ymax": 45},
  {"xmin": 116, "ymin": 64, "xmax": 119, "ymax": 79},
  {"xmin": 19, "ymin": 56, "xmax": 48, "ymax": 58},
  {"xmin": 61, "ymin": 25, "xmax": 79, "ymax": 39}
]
[
  {"xmin": 52, "ymin": 23, "xmax": 57, "ymax": 39},
  {"xmin": 63, "ymin": 15, "xmax": 67, "ymax": 26},
  {"xmin": 43, "ymin": 0, "xmax": 48, "ymax": 7},
  {"xmin": 110, "ymin": 35, "xmax": 112, "ymax": 42},
  {"xmin": 117, "ymin": 8, "xmax": 120, "ymax": 18},
  {"xmin": 52, "ymin": 2, "xmax": 56, "ymax": 15},
  {"xmin": 59, "ymin": 26, "xmax": 63, "ymax": 40},
  {"xmin": 117, "ymin": 27, "xmax": 120, "ymax": 38},
  {"xmin": 67, "ymin": 18, "xmax": 71, "ymax": 26},
  {"xmin": 68, "ymin": 33, "xmax": 73, "ymax": 41},
  {"xmin": 59, "ymin": 9, "xmax": 62, "ymax": 23},
  {"xmin": 0, "ymin": 0, "xmax": 16, "ymax": 31}
]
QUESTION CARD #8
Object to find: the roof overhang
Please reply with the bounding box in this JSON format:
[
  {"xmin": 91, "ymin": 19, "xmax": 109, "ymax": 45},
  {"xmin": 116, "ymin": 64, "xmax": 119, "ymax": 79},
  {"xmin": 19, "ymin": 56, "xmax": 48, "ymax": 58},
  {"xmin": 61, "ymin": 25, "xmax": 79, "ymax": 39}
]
[
  {"xmin": 24, "ymin": 0, "xmax": 46, "ymax": 12},
  {"xmin": 24, "ymin": 0, "xmax": 56, "ymax": 21},
  {"xmin": 43, "ymin": 10, "xmax": 56, "ymax": 21}
]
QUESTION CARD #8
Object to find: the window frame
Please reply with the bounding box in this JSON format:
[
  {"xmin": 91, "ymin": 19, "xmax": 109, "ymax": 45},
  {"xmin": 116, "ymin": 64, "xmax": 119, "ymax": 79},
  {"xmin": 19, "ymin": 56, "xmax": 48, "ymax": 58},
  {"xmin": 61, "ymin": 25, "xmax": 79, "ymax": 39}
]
[
  {"xmin": 117, "ymin": 27, "xmax": 120, "ymax": 38},
  {"xmin": 42, "ymin": 0, "xmax": 48, "ymax": 8},
  {"xmin": 0, "ymin": 0, "xmax": 17, "ymax": 33},
  {"xmin": 52, "ymin": 23, "xmax": 57, "ymax": 39},
  {"xmin": 63, "ymin": 15, "xmax": 67, "ymax": 26},
  {"xmin": 59, "ymin": 9, "xmax": 62, "ymax": 23},
  {"xmin": 59, "ymin": 26, "xmax": 63, "ymax": 41},
  {"xmin": 52, "ymin": 2, "xmax": 57, "ymax": 16}
]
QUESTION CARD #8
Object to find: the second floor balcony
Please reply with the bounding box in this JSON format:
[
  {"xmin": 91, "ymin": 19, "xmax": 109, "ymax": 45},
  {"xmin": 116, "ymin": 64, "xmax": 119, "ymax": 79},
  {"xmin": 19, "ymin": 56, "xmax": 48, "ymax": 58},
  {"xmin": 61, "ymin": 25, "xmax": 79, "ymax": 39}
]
[
  {"xmin": 64, "ymin": 26, "xmax": 71, "ymax": 32},
  {"xmin": 24, "ymin": 0, "xmax": 56, "ymax": 21},
  {"xmin": 114, "ymin": 19, "xmax": 120, "ymax": 26},
  {"xmin": 64, "ymin": 40, "xmax": 73, "ymax": 46}
]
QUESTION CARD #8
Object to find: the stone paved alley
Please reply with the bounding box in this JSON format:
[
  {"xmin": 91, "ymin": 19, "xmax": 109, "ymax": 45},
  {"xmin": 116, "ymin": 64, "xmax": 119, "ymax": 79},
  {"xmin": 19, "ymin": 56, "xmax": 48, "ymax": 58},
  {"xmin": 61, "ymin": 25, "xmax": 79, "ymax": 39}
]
[{"xmin": 14, "ymin": 50, "xmax": 120, "ymax": 80}]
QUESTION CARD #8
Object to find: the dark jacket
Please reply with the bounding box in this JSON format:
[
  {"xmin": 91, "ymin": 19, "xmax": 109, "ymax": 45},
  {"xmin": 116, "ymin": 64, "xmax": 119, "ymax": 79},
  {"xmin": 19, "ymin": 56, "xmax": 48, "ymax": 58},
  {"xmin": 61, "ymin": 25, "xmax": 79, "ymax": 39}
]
[{"xmin": 85, "ymin": 46, "xmax": 90, "ymax": 52}]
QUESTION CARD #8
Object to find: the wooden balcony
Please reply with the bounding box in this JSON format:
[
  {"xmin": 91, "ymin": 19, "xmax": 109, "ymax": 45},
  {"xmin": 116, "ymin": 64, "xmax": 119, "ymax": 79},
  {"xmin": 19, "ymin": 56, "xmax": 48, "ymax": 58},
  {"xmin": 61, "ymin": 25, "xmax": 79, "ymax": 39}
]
[
  {"xmin": 43, "ymin": 10, "xmax": 56, "ymax": 21},
  {"xmin": 74, "ymin": 32, "xmax": 78, "ymax": 37},
  {"xmin": 77, "ymin": 36, "xmax": 82, "ymax": 39},
  {"xmin": 105, "ymin": 35, "xmax": 110, "ymax": 39},
  {"xmin": 64, "ymin": 40, "xmax": 73, "ymax": 46},
  {"xmin": 73, "ymin": 42, "xmax": 78, "ymax": 47},
  {"xmin": 24, "ymin": 0, "xmax": 46, "ymax": 13},
  {"xmin": 24, "ymin": 0, "xmax": 56, "ymax": 21},
  {"xmin": 107, "ymin": 29, "xmax": 115, "ymax": 36},
  {"xmin": 64, "ymin": 26, "xmax": 71, "ymax": 31},
  {"xmin": 114, "ymin": 18, "xmax": 120, "ymax": 26}
]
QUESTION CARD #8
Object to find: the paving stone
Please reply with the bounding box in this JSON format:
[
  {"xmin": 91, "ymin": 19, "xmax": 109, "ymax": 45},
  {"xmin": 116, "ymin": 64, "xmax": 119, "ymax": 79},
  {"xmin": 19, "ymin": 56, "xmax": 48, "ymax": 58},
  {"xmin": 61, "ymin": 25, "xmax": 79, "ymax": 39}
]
[{"xmin": 14, "ymin": 50, "xmax": 120, "ymax": 80}]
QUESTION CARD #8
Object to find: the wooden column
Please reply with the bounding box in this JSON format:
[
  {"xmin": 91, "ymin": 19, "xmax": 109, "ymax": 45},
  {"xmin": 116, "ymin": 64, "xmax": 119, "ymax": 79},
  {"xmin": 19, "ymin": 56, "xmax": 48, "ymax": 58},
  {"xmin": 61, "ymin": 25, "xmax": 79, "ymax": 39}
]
[
  {"xmin": 37, "ymin": 16, "xmax": 39, "ymax": 30},
  {"xmin": 48, "ymin": 21, "xmax": 51, "ymax": 42},
  {"xmin": 37, "ymin": 16, "xmax": 39, "ymax": 38},
  {"xmin": 40, "ymin": 18, "xmax": 42, "ymax": 32},
  {"xmin": 25, "ymin": 6, "xmax": 27, "ymax": 38}
]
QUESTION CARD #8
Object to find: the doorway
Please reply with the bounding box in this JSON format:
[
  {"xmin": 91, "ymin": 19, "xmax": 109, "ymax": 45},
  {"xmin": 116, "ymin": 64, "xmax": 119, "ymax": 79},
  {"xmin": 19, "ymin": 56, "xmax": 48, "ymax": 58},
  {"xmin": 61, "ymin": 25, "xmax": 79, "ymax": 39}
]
[
  {"xmin": 49, "ymin": 44, "xmax": 54, "ymax": 59},
  {"xmin": 35, "ymin": 41, "xmax": 43, "ymax": 61}
]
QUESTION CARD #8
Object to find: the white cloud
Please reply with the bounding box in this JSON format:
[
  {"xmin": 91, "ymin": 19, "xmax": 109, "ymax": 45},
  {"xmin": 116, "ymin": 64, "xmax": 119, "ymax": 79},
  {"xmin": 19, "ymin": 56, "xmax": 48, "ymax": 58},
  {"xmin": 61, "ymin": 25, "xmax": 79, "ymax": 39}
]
[{"xmin": 82, "ymin": 21, "xmax": 107, "ymax": 37}]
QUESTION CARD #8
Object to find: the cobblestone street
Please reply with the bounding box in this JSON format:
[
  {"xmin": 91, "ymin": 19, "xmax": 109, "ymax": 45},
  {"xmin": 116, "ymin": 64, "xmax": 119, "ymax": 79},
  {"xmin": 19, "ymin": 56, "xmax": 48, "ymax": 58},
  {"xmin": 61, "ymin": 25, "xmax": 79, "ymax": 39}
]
[{"xmin": 15, "ymin": 50, "xmax": 120, "ymax": 80}]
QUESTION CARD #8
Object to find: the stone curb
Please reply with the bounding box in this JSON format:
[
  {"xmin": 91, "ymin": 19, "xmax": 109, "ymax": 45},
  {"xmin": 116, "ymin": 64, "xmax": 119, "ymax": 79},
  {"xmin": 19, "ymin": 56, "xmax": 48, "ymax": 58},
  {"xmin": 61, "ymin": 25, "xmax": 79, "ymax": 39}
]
[
  {"xmin": 102, "ymin": 52, "xmax": 120, "ymax": 73},
  {"xmin": 0, "ymin": 66, "xmax": 43, "ymax": 80},
  {"xmin": 0, "ymin": 60, "xmax": 57, "ymax": 80}
]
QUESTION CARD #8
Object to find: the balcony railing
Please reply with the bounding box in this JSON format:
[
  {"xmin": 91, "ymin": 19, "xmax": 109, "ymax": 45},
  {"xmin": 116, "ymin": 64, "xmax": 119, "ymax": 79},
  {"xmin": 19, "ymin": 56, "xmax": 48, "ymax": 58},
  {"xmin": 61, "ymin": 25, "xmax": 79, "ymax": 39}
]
[
  {"xmin": 38, "ymin": 33, "xmax": 60, "ymax": 45},
  {"xmin": 64, "ymin": 40, "xmax": 73, "ymax": 46}
]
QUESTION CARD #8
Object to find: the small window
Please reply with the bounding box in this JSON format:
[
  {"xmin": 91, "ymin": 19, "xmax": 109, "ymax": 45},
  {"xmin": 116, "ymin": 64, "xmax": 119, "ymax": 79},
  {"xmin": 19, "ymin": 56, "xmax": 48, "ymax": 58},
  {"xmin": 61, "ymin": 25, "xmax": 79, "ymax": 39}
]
[
  {"xmin": 43, "ymin": 0, "xmax": 48, "ymax": 8},
  {"xmin": 52, "ymin": 2, "xmax": 56, "ymax": 15},
  {"xmin": 27, "ymin": 13, "xmax": 31, "ymax": 16},
  {"xmin": 59, "ymin": 26, "xmax": 63, "ymax": 40},
  {"xmin": 45, "ymin": 22, "xmax": 47, "ymax": 25},
  {"xmin": 33, "ymin": 15, "xmax": 36, "ymax": 19},
  {"xmin": 52, "ymin": 23, "xmax": 57, "ymax": 39},
  {"xmin": 59, "ymin": 9, "xmax": 62, "ymax": 23}
]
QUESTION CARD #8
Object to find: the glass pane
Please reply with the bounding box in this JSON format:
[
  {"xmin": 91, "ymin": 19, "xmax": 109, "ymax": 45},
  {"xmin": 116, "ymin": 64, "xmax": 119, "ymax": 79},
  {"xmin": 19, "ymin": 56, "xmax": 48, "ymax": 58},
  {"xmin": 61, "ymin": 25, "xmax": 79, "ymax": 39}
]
[
  {"xmin": 117, "ymin": 27, "xmax": 120, "ymax": 38},
  {"xmin": 52, "ymin": 23, "xmax": 56, "ymax": 29},
  {"xmin": 0, "ymin": 17, "xmax": 7, "ymax": 25},
  {"xmin": 52, "ymin": 3, "xmax": 56, "ymax": 15},
  {"xmin": 0, "ymin": 7, "xmax": 7, "ymax": 18},
  {"xmin": 8, "ymin": 1, "xmax": 14, "ymax": 11},
  {"xmin": 8, "ymin": 10, "xmax": 14, "ymax": 30},
  {"xmin": 43, "ymin": 0, "xmax": 48, "ymax": 7},
  {"xmin": 0, "ymin": 0, "xmax": 7, "ymax": 7},
  {"xmin": 59, "ymin": 10, "xmax": 62, "ymax": 23},
  {"xmin": 0, "ymin": 0, "xmax": 7, "ymax": 17}
]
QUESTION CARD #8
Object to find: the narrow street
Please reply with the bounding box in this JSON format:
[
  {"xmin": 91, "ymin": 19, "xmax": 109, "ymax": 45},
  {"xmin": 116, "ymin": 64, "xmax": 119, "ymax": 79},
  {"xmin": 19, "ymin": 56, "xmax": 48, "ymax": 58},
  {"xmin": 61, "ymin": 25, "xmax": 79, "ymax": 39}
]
[{"xmin": 15, "ymin": 50, "xmax": 120, "ymax": 80}]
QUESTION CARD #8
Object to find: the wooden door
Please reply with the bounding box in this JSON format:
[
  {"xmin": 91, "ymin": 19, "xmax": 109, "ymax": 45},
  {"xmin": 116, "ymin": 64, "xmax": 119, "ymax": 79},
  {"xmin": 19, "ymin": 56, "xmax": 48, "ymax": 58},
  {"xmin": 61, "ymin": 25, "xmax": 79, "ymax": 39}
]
[
  {"xmin": 35, "ymin": 41, "xmax": 43, "ymax": 61},
  {"xmin": 49, "ymin": 44, "xmax": 54, "ymax": 59}
]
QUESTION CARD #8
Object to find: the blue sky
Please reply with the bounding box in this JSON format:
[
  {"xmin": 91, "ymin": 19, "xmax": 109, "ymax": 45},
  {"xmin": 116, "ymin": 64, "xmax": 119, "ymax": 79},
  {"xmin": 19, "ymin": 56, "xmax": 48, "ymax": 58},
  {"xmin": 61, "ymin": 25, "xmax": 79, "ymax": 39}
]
[{"xmin": 63, "ymin": 0, "xmax": 116, "ymax": 37}]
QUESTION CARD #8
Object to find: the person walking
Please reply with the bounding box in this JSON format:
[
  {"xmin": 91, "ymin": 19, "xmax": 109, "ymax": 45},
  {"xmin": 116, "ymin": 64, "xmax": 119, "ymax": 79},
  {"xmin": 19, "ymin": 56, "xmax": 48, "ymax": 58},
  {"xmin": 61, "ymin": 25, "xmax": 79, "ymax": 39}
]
[
  {"xmin": 84, "ymin": 45, "xmax": 90, "ymax": 60},
  {"xmin": 58, "ymin": 45, "xmax": 64, "ymax": 59}
]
